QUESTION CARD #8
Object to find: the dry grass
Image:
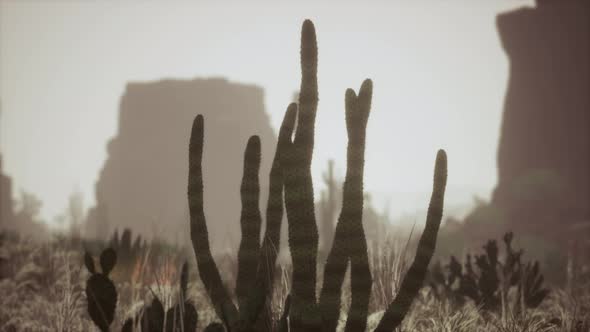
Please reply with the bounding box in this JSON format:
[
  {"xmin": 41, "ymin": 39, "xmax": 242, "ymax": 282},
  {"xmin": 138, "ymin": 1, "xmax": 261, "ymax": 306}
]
[{"xmin": 0, "ymin": 230, "xmax": 588, "ymax": 332}]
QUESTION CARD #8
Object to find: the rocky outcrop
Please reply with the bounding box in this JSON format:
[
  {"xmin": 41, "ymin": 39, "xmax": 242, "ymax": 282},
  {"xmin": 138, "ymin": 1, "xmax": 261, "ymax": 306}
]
[
  {"xmin": 492, "ymin": 0, "xmax": 589, "ymax": 239},
  {"xmin": 86, "ymin": 78, "xmax": 276, "ymax": 253}
]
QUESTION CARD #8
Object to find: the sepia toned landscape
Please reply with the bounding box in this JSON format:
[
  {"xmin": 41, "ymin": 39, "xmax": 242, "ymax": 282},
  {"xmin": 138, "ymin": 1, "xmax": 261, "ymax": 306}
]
[{"xmin": 0, "ymin": 1, "xmax": 588, "ymax": 331}]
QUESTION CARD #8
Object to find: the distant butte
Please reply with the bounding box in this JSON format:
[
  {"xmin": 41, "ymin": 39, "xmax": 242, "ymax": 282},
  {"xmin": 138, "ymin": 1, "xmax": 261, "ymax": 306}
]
[
  {"xmin": 492, "ymin": 0, "xmax": 589, "ymax": 240},
  {"xmin": 86, "ymin": 78, "xmax": 276, "ymax": 254}
]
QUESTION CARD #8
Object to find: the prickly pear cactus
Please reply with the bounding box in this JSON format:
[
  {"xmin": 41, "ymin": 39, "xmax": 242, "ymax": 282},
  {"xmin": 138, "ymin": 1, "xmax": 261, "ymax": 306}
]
[{"xmin": 85, "ymin": 248, "xmax": 118, "ymax": 332}]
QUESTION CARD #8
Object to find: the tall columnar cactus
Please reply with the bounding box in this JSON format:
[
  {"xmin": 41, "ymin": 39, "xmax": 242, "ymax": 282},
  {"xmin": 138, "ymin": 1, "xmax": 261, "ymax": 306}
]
[
  {"xmin": 188, "ymin": 103, "xmax": 296, "ymax": 330},
  {"xmin": 373, "ymin": 150, "xmax": 446, "ymax": 331},
  {"xmin": 188, "ymin": 19, "xmax": 448, "ymax": 332},
  {"xmin": 316, "ymin": 80, "xmax": 374, "ymax": 332},
  {"xmin": 280, "ymin": 19, "xmax": 447, "ymax": 332},
  {"xmin": 280, "ymin": 19, "xmax": 321, "ymax": 331}
]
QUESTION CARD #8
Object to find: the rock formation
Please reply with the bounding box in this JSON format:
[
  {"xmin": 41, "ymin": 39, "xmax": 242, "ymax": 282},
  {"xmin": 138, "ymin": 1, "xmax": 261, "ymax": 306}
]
[
  {"xmin": 86, "ymin": 78, "xmax": 276, "ymax": 254},
  {"xmin": 492, "ymin": 0, "xmax": 589, "ymax": 240}
]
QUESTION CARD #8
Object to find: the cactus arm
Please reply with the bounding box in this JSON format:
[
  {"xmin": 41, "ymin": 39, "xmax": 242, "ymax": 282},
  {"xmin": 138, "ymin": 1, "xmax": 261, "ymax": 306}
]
[
  {"xmin": 283, "ymin": 19, "xmax": 320, "ymax": 329},
  {"xmin": 318, "ymin": 80, "xmax": 373, "ymax": 332},
  {"xmin": 344, "ymin": 79, "xmax": 373, "ymax": 332},
  {"xmin": 281, "ymin": 122, "xmax": 315, "ymax": 330},
  {"xmin": 188, "ymin": 114, "xmax": 239, "ymax": 326},
  {"xmin": 294, "ymin": 19, "xmax": 318, "ymax": 165},
  {"xmin": 318, "ymin": 89, "xmax": 360, "ymax": 332},
  {"xmin": 374, "ymin": 150, "xmax": 447, "ymax": 332},
  {"xmin": 259, "ymin": 103, "xmax": 297, "ymax": 282},
  {"xmin": 282, "ymin": 126, "xmax": 322, "ymax": 330},
  {"xmin": 236, "ymin": 135, "xmax": 263, "ymax": 310},
  {"xmin": 242, "ymin": 104, "xmax": 298, "ymax": 327}
]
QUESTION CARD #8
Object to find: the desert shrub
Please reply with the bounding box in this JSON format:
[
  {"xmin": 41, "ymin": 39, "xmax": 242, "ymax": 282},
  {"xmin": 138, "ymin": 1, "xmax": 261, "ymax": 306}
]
[{"xmin": 428, "ymin": 232, "xmax": 550, "ymax": 316}]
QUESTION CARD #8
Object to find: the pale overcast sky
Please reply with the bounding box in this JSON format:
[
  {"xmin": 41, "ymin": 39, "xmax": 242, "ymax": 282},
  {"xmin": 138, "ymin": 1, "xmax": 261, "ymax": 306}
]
[{"xmin": 0, "ymin": 1, "xmax": 534, "ymax": 225}]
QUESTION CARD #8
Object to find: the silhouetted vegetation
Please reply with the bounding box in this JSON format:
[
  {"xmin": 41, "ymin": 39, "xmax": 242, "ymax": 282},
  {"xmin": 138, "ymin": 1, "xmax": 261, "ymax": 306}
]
[
  {"xmin": 85, "ymin": 248, "xmax": 198, "ymax": 332},
  {"xmin": 184, "ymin": 19, "xmax": 448, "ymax": 332},
  {"xmin": 1, "ymin": 4, "xmax": 589, "ymax": 331},
  {"xmin": 429, "ymin": 232, "xmax": 550, "ymax": 315}
]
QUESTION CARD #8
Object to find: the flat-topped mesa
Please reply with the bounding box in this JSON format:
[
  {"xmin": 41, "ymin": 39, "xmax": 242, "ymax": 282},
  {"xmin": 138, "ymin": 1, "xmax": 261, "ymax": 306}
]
[
  {"xmin": 86, "ymin": 78, "xmax": 277, "ymax": 252},
  {"xmin": 493, "ymin": 1, "xmax": 589, "ymax": 240}
]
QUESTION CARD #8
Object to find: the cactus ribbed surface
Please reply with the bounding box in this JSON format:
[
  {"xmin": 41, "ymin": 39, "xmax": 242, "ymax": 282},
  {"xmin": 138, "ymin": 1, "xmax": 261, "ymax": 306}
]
[
  {"xmin": 245, "ymin": 103, "xmax": 298, "ymax": 329},
  {"xmin": 188, "ymin": 100, "xmax": 297, "ymax": 331},
  {"xmin": 281, "ymin": 19, "xmax": 321, "ymax": 331},
  {"xmin": 80, "ymin": 18, "xmax": 449, "ymax": 332},
  {"xmin": 185, "ymin": 18, "xmax": 448, "ymax": 332},
  {"xmin": 374, "ymin": 150, "xmax": 447, "ymax": 331},
  {"xmin": 236, "ymin": 136, "xmax": 263, "ymax": 311},
  {"xmin": 343, "ymin": 80, "xmax": 373, "ymax": 332},
  {"xmin": 318, "ymin": 81, "xmax": 373, "ymax": 332},
  {"xmin": 188, "ymin": 115, "xmax": 240, "ymax": 327}
]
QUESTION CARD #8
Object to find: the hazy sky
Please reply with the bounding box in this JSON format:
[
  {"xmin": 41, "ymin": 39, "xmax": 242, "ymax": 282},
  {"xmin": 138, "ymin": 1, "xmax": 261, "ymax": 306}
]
[{"xmin": 0, "ymin": 1, "xmax": 534, "ymax": 226}]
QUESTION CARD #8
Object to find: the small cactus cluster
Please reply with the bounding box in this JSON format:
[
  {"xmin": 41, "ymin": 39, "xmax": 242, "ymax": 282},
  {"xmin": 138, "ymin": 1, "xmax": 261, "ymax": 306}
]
[
  {"xmin": 109, "ymin": 228, "xmax": 145, "ymax": 267},
  {"xmin": 428, "ymin": 232, "xmax": 550, "ymax": 313},
  {"xmin": 84, "ymin": 248, "xmax": 198, "ymax": 332},
  {"xmin": 187, "ymin": 19, "xmax": 448, "ymax": 332}
]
